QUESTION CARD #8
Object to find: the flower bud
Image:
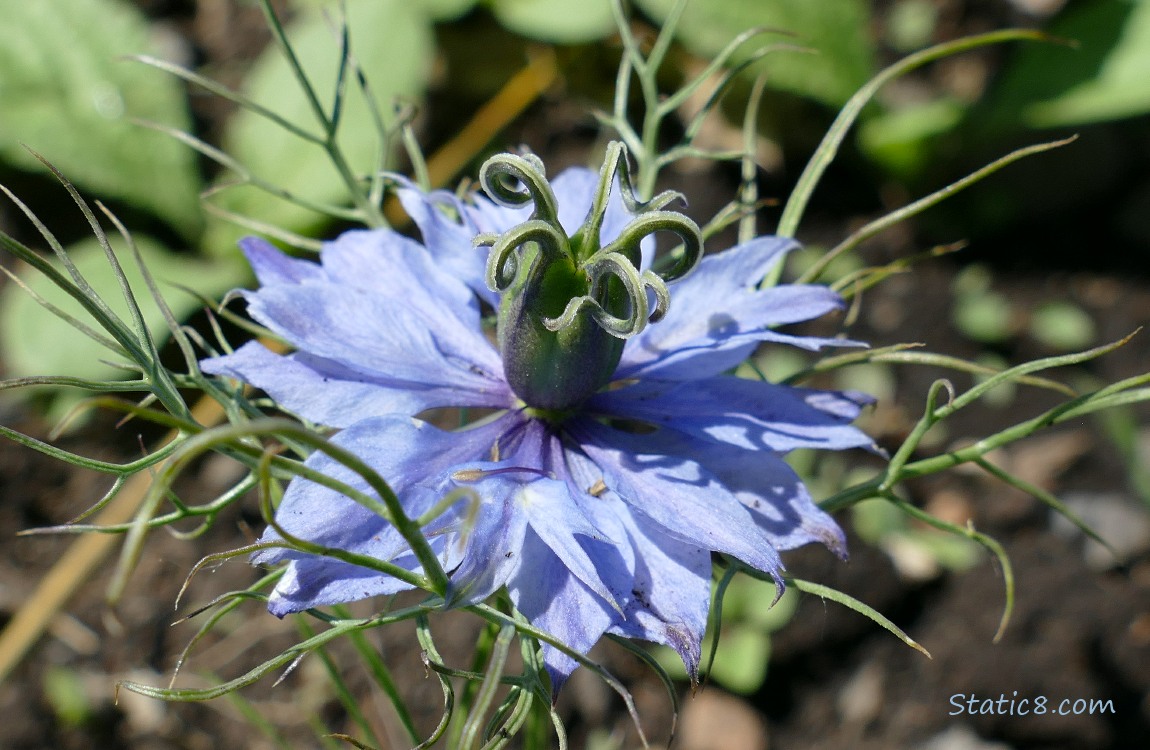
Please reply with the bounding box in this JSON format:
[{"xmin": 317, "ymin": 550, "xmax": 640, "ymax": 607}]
[{"xmin": 476, "ymin": 143, "xmax": 703, "ymax": 412}]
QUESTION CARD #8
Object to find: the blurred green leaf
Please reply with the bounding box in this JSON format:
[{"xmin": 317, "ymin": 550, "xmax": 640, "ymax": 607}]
[
  {"xmin": 0, "ymin": 236, "xmax": 244, "ymax": 385},
  {"xmin": 43, "ymin": 667, "xmax": 91, "ymax": 727},
  {"xmin": 953, "ymin": 291, "xmax": 1014, "ymax": 344},
  {"xmin": 708, "ymin": 627, "xmax": 771, "ymax": 694},
  {"xmin": 209, "ymin": 0, "xmax": 433, "ymax": 251},
  {"xmin": 487, "ymin": 0, "xmax": 616, "ymax": 42},
  {"xmin": 886, "ymin": 0, "xmax": 938, "ymax": 54},
  {"xmin": 859, "ymin": 98, "xmax": 966, "ymax": 178},
  {"xmin": 635, "ymin": 0, "xmax": 876, "ymax": 107},
  {"xmin": 1030, "ymin": 300, "xmax": 1096, "ymax": 352},
  {"xmin": 0, "ymin": 0, "xmax": 202, "ymax": 236},
  {"xmin": 986, "ymin": 0, "xmax": 1150, "ymax": 129},
  {"xmin": 952, "ymin": 265, "xmax": 1016, "ymax": 344}
]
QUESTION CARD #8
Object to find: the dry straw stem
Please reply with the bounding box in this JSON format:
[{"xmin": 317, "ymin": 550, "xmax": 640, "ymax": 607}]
[{"xmin": 0, "ymin": 51, "xmax": 559, "ymax": 685}]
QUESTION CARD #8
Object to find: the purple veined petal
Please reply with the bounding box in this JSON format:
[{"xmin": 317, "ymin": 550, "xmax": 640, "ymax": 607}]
[
  {"xmin": 569, "ymin": 418, "xmax": 786, "ymax": 584},
  {"xmin": 507, "ymin": 527, "xmax": 619, "ymax": 694},
  {"xmin": 202, "ymin": 341, "xmax": 513, "ymax": 428},
  {"xmin": 239, "ymin": 236, "xmax": 322, "ymax": 286},
  {"xmin": 619, "ymin": 236, "xmax": 862, "ymax": 380},
  {"xmin": 605, "ymin": 510, "xmax": 711, "ymax": 679},
  {"xmin": 242, "ymin": 280, "xmax": 507, "ymax": 406},
  {"xmin": 589, "ymin": 377, "xmax": 877, "ymax": 453},
  {"xmin": 394, "ymin": 183, "xmax": 498, "ymax": 306},
  {"xmin": 448, "ymin": 421, "xmax": 626, "ymax": 612},
  {"xmin": 255, "ymin": 413, "xmax": 524, "ymax": 614}
]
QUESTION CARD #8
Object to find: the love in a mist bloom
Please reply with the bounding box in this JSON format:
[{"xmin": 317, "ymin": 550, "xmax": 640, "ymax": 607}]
[{"xmin": 203, "ymin": 144, "xmax": 874, "ymax": 690}]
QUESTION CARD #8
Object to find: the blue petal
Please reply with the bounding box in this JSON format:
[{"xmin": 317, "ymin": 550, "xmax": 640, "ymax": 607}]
[
  {"xmin": 619, "ymin": 237, "xmax": 862, "ymax": 380},
  {"xmin": 605, "ymin": 510, "xmax": 711, "ymax": 679},
  {"xmin": 257, "ymin": 414, "xmax": 520, "ymax": 614},
  {"xmin": 507, "ymin": 528, "xmax": 618, "ymax": 694},
  {"xmin": 395, "ymin": 183, "xmax": 498, "ymax": 306},
  {"xmin": 519, "ymin": 476, "xmax": 624, "ymax": 612},
  {"xmin": 243, "ymin": 280, "xmax": 507, "ymax": 408},
  {"xmin": 443, "ymin": 475, "xmax": 531, "ymax": 606},
  {"xmin": 239, "ymin": 237, "xmax": 321, "ymax": 286},
  {"xmin": 621, "ymin": 427, "xmax": 847, "ymax": 557},
  {"xmin": 590, "ymin": 377, "xmax": 877, "ymax": 453},
  {"xmin": 202, "ymin": 341, "xmax": 510, "ymax": 427},
  {"xmin": 318, "ymin": 229, "xmax": 479, "ymax": 326},
  {"xmin": 269, "ymin": 550, "xmax": 434, "ymax": 617},
  {"xmin": 570, "ymin": 419, "xmax": 785, "ymax": 582}
]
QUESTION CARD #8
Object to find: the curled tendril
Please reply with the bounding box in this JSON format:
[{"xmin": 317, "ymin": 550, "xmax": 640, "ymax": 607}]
[
  {"xmin": 581, "ymin": 143, "xmax": 687, "ymax": 253},
  {"xmin": 602, "ymin": 209, "xmax": 702, "ymax": 283},
  {"xmin": 479, "ymin": 152, "xmax": 559, "ymax": 224},
  {"xmin": 641, "ymin": 269, "xmax": 671, "ymax": 323},
  {"xmin": 543, "ymin": 251, "xmax": 649, "ymax": 338},
  {"xmin": 478, "ymin": 219, "xmax": 569, "ymax": 292},
  {"xmin": 476, "ymin": 141, "xmax": 704, "ymax": 340}
]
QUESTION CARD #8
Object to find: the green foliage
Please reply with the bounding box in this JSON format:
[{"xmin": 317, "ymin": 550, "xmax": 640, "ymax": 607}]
[
  {"xmin": 859, "ymin": 98, "xmax": 966, "ymax": 178},
  {"xmin": 985, "ymin": 0, "xmax": 1150, "ymax": 129},
  {"xmin": 951, "ymin": 265, "xmax": 1015, "ymax": 344},
  {"xmin": 208, "ymin": 0, "xmax": 434, "ymax": 250},
  {"xmin": 1030, "ymin": 301, "xmax": 1096, "ymax": 352},
  {"xmin": 487, "ymin": 0, "xmax": 616, "ymax": 42},
  {"xmin": 0, "ymin": 236, "xmax": 242, "ymax": 389},
  {"xmin": 655, "ymin": 579, "xmax": 797, "ymax": 694},
  {"xmin": 634, "ymin": 0, "xmax": 876, "ymax": 107},
  {"xmin": 0, "ymin": 0, "xmax": 202, "ymax": 236},
  {"xmin": 43, "ymin": 667, "xmax": 92, "ymax": 727}
]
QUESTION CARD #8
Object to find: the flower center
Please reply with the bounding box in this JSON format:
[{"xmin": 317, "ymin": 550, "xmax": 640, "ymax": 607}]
[{"xmin": 475, "ymin": 143, "xmax": 703, "ymax": 410}]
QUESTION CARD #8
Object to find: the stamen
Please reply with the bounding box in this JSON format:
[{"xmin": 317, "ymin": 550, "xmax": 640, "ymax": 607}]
[{"xmin": 451, "ymin": 466, "xmax": 551, "ymax": 483}]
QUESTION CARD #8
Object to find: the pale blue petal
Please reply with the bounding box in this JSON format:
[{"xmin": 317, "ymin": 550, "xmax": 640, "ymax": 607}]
[
  {"xmin": 256, "ymin": 414, "xmax": 521, "ymax": 614},
  {"xmin": 318, "ymin": 228, "xmax": 479, "ymax": 327},
  {"xmin": 443, "ymin": 476, "xmax": 530, "ymax": 606},
  {"xmin": 268, "ymin": 549, "xmax": 431, "ymax": 616},
  {"xmin": 606, "ymin": 510, "xmax": 711, "ymax": 679},
  {"xmin": 620, "ymin": 427, "xmax": 847, "ymax": 557},
  {"xmin": 244, "ymin": 281, "xmax": 507, "ymax": 406},
  {"xmin": 394, "ymin": 184, "xmax": 497, "ymax": 305},
  {"xmin": 507, "ymin": 528, "xmax": 617, "ymax": 693},
  {"xmin": 520, "ymin": 477, "xmax": 623, "ymax": 611},
  {"xmin": 590, "ymin": 377, "xmax": 876, "ymax": 453},
  {"xmin": 239, "ymin": 237, "xmax": 321, "ymax": 286},
  {"xmin": 619, "ymin": 237, "xmax": 861, "ymax": 379},
  {"xmin": 571, "ymin": 419, "xmax": 785, "ymax": 582},
  {"xmin": 202, "ymin": 341, "xmax": 510, "ymax": 427}
]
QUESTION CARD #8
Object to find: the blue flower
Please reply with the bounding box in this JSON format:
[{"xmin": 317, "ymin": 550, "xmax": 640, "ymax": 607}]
[{"xmin": 202, "ymin": 151, "xmax": 873, "ymax": 690}]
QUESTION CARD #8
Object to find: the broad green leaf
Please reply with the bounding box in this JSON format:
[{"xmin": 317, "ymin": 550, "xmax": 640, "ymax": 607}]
[
  {"xmin": 635, "ymin": 0, "xmax": 876, "ymax": 107},
  {"xmin": 0, "ymin": 0, "xmax": 202, "ymax": 236},
  {"xmin": 0, "ymin": 236, "xmax": 244, "ymax": 385},
  {"xmin": 209, "ymin": 0, "xmax": 433, "ymax": 251},
  {"xmin": 986, "ymin": 0, "xmax": 1150, "ymax": 128},
  {"xmin": 487, "ymin": 0, "xmax": 616, "ymax": 43}
]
